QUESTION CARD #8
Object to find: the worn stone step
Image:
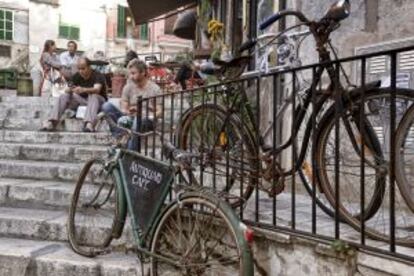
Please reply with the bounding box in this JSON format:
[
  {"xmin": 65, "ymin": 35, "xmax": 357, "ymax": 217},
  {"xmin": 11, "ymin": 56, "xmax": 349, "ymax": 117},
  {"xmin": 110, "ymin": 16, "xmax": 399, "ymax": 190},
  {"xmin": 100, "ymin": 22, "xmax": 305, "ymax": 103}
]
[
  {"xmin": 0, "ymin": 145, "xmax": 165, "ymax": 181},
  {"xmin": 2, "ymin": 118, "xmax": 43, "ymax": 130},
  {"xmin": 0, "ymin": 160, "xmax": 82, "ymax": 181},
  {"xmin": 0, "ymin": 95, "xmax": 54, "ymax": 104},
  {"xmin": 0, "ymin": 178, "xmax": 132, "ymax": 211},
  {"xmin": 0, "ymin": 206, "xmax": 135, "ymax": 245},
  {"xmin": 0, "ymin": 143, "xmax": 107, "ymax": 162},
  {"xmin": 1, "ymin": 118, "xmax": 110, "ymax": 132},
  {"xmin": 0, "ymin": 130, "xmax": 111, "ymax": 146},
  {"xmin": 0, "ymin": 179, "xmax": 79, "ymax": 210},
  {"xmin": 0, "ymin": 238, "xmax": 142, "ymax": 276}
]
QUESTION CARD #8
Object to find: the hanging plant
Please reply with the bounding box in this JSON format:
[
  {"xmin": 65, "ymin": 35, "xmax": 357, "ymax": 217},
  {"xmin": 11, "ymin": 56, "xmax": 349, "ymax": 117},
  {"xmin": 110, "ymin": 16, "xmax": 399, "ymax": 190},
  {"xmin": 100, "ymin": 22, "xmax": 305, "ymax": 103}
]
[{"xmin": 207, "ymin": 19, "xmax": 231, "ymax": 61}]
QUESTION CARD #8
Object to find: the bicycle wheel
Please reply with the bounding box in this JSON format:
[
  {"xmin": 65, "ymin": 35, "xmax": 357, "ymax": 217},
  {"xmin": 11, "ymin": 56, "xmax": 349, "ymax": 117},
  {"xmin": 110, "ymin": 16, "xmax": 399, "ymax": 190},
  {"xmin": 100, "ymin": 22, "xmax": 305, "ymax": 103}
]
[
  {"xmin": 177, "ymin": 104, "xmax": 259, "ymax": 207},
  {"xmin": 296, "ymin": 96, "xmax": 347, "ymax": 219},
  {"xmin": 314, "ymin": 88, "xmax": 414, "ymax": 245},
  {"xmin": 68, "ymin": 158, "xmax": 121, "ymax": 257},
  {"xmin": 150, "ymin": 192, "xmax": 254, "ymax": 275},
  {"xmin": 395, "ymin": 103, "xmax": 414, "ymax": 212}
]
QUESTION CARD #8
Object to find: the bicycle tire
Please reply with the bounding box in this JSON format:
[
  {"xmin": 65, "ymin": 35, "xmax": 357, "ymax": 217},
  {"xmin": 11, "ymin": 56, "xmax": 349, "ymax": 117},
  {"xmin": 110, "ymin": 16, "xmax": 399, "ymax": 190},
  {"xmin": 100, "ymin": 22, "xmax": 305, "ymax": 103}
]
[
  {"xmin": 314, "ymin": 88, "xmax": 414, "ymax": 245},
  {"xmin": 68, "ymin": 158, "xmax": 120, "ymax": 257},
  {"xmin": 150, "ymin": 192, "xmax": 254, "ymax": 275},
  {"xmin": 296, "ymin": 96, "xmax": 349, "ymax": 220},
  {"xmin": 176, "ymin": 104, "xmax": 259, "ymax": 207},
  {"xmin": 395, "ymin": 102, "xmax": 414, "ymax": 212}
]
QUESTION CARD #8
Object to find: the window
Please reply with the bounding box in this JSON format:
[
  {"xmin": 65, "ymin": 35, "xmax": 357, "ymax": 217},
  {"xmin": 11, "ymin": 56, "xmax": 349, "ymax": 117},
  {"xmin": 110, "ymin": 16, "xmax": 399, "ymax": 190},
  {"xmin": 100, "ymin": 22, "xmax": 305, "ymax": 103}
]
[
  {"xmin": 137, "ymin": 23, "xmax": 148, "ymax": 40},
  {"xmin": 59, "ymin": 23, "xmax": 80, "ymax": 40},
  {"xmin": 0, "ymin": 45, "xmax": 11, "ymax": 57},
  {"xmin": 0, "ymin": 9, "xmax": 13, "ymax": 41},
  {"xmin": 117, "ymin": 5, "xmax": 148, "ymax": 40},
  {"xmin": 117, "ymin": 5, "xmax": 126, "ymax": 38}
]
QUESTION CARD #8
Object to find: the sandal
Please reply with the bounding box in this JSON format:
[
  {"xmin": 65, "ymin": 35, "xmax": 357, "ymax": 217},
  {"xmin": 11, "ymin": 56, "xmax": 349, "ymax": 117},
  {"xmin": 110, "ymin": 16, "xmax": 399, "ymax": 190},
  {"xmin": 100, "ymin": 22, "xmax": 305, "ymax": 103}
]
[
  {"xmin": 82, "ymin": 122, "xmax": 95, "ymax": 133},
  {"xmin": 39, "ymin": 121, "xmax": 56, "ymax": 132}
]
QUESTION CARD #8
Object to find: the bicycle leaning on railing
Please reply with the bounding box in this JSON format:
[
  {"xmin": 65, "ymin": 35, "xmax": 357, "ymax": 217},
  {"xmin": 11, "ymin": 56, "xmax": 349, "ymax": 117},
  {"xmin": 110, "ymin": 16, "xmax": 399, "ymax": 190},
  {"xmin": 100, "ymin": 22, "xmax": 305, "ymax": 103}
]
[
  {"xmin": 175, "ymin": 0, "xmax": 414, "ymax": 246},
  {"xmin": 67, "ymin": 119, "xmax": 254, "ymax": 275}
]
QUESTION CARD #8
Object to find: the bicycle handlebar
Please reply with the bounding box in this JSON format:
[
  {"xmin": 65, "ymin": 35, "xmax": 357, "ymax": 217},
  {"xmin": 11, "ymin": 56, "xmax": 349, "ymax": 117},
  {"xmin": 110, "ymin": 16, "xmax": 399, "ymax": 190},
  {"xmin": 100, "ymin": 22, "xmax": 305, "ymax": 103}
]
[
  {"xmin": 259, "ymin": 10, "xmax": 310, "ymax": 30},
  {"xmin": 162, "ymin": 140, "xmax": 199, "ymax": 167},
  {"xmin": 238, "ymin": 39, "xmax": 258, "ymax": 53}
]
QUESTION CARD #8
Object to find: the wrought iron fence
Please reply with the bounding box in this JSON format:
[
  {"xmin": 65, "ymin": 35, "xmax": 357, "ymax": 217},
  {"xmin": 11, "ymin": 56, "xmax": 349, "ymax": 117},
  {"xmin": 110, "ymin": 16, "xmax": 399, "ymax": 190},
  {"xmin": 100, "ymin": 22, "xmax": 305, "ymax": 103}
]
[{"xmin": 135, "ymin": 45, "xmax": 414, "ymax": 263}]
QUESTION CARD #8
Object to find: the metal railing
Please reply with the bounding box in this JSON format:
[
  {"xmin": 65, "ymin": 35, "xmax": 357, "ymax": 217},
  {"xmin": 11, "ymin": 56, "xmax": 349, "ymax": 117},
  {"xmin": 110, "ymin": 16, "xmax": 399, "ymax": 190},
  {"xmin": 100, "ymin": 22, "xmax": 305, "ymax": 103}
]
[{"xmin": 135, "ymin": 45, "xmax": 414, "ymax": 263}]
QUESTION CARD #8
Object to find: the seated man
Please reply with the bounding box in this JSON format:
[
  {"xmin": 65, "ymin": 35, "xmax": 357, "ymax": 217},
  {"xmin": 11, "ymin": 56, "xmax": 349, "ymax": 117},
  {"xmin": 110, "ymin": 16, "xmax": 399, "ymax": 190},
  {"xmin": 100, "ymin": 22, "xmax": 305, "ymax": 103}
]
[
  {"xmin": 102, "ymin": 59, "xmax": 161, "ymax": 150},
  {"xmin": 40, "ymin": 57, "xmax": 107, "ymax": 132}
]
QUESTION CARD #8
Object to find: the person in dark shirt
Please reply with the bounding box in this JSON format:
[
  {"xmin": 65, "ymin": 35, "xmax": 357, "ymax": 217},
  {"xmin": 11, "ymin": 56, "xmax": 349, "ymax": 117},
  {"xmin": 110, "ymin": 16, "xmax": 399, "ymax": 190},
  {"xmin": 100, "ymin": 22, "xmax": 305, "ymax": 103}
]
[{"xmin": 40, "ymin": 57, "xmax": 107, "ymax": 132}]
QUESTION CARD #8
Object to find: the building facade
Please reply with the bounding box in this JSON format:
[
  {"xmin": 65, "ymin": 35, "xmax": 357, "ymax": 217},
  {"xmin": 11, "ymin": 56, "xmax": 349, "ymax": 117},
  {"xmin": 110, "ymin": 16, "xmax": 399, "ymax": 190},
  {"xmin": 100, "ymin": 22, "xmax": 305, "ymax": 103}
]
[{"xmin": 0, "ymin": 0, "xmax": 192, "ymax": 71}]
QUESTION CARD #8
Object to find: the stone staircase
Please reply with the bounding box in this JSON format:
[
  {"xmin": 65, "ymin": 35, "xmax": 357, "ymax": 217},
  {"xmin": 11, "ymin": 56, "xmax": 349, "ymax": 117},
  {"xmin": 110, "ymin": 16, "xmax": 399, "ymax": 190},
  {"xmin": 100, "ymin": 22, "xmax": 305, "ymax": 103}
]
[{"xmin": 0, "ymin": 93, "xmax": 185, "ymax": 275}]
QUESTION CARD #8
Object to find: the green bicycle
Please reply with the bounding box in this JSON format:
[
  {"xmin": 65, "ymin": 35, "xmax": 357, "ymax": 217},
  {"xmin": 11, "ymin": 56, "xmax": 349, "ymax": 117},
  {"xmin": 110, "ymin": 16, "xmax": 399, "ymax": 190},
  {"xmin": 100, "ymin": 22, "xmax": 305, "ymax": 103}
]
[{"xmin": 67, "ymin": 125, "xmax": 254, "ymax": 275}]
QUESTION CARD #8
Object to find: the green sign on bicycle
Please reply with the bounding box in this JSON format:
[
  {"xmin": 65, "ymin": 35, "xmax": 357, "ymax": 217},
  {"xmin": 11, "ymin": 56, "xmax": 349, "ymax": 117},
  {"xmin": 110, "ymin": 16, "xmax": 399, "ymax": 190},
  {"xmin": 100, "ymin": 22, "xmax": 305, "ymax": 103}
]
[{"xmin": 120, "ymin": 150, "xmax": 174, "ymax": 236}]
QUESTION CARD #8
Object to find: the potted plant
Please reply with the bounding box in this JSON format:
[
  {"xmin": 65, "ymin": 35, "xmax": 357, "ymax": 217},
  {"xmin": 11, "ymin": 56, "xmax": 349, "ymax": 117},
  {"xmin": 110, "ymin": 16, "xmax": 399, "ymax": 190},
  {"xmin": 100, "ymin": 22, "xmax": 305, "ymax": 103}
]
[{"xmin": 12, "ymin": 49, "xmax": 33, "ymax": 96}]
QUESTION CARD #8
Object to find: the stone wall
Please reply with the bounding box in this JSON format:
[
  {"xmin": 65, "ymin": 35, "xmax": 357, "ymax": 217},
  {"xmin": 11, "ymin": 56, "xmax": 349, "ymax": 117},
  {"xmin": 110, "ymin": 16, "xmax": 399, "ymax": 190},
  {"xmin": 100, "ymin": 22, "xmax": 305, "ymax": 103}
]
[{"xmin": 252, "ymin": 227, "xmax": 414, "ymax": 276}]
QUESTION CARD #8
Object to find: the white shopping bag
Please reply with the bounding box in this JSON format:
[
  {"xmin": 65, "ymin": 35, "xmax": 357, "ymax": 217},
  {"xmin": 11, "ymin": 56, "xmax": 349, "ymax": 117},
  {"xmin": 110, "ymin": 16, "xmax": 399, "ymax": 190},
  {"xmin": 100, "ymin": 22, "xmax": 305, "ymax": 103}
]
[{"xmin": 76, "ymin": 106, "xmax": 87, "ymax": 119}]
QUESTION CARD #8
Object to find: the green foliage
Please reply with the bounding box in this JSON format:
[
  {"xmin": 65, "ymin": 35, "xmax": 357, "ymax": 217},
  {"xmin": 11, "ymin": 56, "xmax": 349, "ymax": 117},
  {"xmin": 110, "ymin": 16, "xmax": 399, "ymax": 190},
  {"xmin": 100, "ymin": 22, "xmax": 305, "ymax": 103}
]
[{"xmin": 330, "ymin": 240, "xmax": 356, "ymax": 257}]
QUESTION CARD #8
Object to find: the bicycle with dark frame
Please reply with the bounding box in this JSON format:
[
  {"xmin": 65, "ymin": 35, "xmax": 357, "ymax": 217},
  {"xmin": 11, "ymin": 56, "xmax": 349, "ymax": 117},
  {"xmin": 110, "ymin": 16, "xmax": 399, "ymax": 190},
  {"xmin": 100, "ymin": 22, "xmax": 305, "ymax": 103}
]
[{"xmin": 175, "ymin": 0, "xmax": 414, "ymax": 246}]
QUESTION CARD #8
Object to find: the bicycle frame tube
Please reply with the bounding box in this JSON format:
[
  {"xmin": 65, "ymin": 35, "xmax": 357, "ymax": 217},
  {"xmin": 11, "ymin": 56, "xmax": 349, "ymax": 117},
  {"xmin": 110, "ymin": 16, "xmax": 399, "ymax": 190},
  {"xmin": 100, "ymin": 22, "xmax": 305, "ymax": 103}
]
[{"xmin": 111, "ymin": 166, "xmax": 128, "ymax": 239}]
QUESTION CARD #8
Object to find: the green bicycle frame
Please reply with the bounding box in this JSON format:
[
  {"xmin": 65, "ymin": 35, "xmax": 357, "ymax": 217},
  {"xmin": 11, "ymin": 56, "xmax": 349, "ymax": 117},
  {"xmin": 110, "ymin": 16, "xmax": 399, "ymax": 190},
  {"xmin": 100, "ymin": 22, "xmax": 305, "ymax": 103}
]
[{"xmin": 108, "ymin": 148, "xmax": 254, "ymax": 274}]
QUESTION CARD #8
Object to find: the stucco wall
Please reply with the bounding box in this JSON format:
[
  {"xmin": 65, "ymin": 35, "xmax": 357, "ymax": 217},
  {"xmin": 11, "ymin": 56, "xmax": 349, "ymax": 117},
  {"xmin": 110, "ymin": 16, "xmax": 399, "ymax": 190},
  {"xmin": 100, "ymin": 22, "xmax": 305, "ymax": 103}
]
[
  {"xmin": 28, "ymin": 0, "xmax": 108, "ymax": 66},
  {"xmin": 291, "ymin": 0, "xmax": 414, "ymax": 65},
  {"xmin": 0, "ymin": 1, "xmax": 29, "ymax": 69}
]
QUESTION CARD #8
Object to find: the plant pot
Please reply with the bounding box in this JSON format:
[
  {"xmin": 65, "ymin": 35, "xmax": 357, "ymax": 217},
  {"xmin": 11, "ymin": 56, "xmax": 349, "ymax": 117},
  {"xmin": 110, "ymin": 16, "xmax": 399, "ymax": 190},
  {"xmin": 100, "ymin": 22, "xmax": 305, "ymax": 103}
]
[
  {"xmin": 17, "ymin": 74, "xmax": 33, "ymax": 96},
  {"xmin": 111, "ymin": 74, "xmax": 126, "ymax": 98}
]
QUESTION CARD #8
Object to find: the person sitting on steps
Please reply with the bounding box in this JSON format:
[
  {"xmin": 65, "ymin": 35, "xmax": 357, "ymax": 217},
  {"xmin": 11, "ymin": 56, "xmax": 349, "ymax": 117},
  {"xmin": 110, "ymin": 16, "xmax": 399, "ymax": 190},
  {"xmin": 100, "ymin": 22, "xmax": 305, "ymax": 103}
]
[
  {"xmin": 101, "ymin": 59, "xmax": 162, "ymax": 151},
  {"xmin": 40, "ymin": 57, "xmax": 107, "ymax": 132}
]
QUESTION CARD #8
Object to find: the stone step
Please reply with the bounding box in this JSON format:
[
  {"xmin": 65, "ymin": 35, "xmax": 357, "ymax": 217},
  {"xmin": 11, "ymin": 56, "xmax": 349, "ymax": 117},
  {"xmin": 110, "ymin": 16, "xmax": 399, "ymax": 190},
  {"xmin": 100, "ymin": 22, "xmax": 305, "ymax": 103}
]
[
  {"xmin": 0, "ymin": 179, "xmax": 81, "ymax": 210},
  {"xmin": 0, "ymin": 143, "xmax": 107, "ymax": 162},
  {"xmin": 0, "ymin": 178, "xmax": 141, "ymax": 211},
  {"xmin": 0, "ymin": 130, "xmax": 111, "ymax": 146},
  {"xmin": 1, "ymin": 117, "xmax": 110, "ymax": 132},
  {"xmin": 0, "ymin": 206, "xmax": 135, "ymax": 244},
  {"xmin": 0, "ymin": 177, "xmax": 150, "ymax": 212},
  {"xmin": 0, "ymin": 145, "xmax": 164, "ymax": 181},
  {"xmin": 0, "ymin": 159, "xmax": 82, "ymax": 181},
  {"xmin": 2, "ymin": 118, "xmax": 43, "ymax": 130},
  {"xmin": 0, "ymin": 238, "xmax": 142, "ymax": 276},
  {"xmin": 0, "ymin": 95, "xmax": 54, "ymax": 104},
  {"xmin": 0, "ymin": 89, "xmax": 17, "ymax": 97}
]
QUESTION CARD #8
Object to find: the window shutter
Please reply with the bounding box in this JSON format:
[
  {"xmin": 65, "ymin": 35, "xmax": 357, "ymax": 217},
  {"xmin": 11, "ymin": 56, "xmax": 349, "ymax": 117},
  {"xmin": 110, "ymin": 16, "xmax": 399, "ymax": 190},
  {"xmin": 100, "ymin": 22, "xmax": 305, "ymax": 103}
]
[
  {"xmin": 356, "ymin": 38, "xmax": 414, "ymax": 90},
  {"xmin": 59, "ymin": 25, "xmax": 69, "ymax": 38},
  {"xmin": 140, "ymin": 23, "xmax": 148, "ymax": 40},
  {"xmin": 5, "ymin": 11, "xmax": 12, "ymax": 21},
  {"xmin": 117, "ymin": 5, "xmax": 126, "ymax": 38},
  {"xmin": 0, "ymin": 10, "xmax": 13, "ymax": 41},
  {"xmin": 71, "ymin": 27, "xmax": 80, "ymax": 40}
]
